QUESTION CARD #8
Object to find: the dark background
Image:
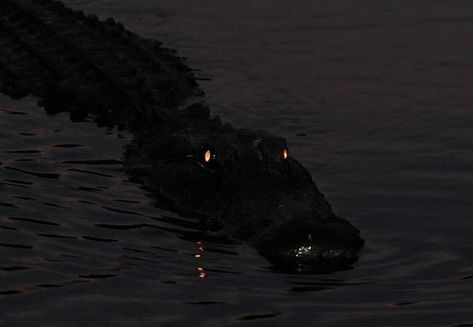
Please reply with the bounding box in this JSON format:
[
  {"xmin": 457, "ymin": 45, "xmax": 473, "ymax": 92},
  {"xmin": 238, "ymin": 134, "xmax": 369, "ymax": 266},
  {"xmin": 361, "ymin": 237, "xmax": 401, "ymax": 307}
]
[{"xmin": 1, "ymin": 1, "xmax": 472, "ymax": 326}]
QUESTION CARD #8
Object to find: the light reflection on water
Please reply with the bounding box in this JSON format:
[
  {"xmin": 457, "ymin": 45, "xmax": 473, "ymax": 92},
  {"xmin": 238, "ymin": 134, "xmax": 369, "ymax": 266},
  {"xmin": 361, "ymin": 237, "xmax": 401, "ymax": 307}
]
[{"xmin": 1, "ymin": 0, "xmax": 473, "ymax": 325}]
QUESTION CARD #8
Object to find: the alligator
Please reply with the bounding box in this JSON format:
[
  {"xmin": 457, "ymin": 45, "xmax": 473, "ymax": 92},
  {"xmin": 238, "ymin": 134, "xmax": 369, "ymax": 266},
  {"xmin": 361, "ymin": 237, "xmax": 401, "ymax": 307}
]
[{"xmin": 0, "ymin": 0, "xmax": 364, "ymax": 273}]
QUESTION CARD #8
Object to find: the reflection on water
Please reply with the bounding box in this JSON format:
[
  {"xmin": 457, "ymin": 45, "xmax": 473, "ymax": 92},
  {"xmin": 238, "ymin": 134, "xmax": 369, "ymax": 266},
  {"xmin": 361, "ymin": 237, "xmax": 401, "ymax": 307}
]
[
  {"xmin": 2, "ymin": 0, "xmax": 473, "ymax": 325},
  {"xmin": 0, "ymin": 96, "xmax": 210, "ymax": 289}
]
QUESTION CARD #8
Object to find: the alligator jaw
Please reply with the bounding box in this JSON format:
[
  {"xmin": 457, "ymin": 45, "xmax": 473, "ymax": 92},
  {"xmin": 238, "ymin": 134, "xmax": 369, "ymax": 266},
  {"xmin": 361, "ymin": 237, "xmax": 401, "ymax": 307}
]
[
  {"xmin": 255, "ymin": 218, "xmax": 364, "ymax": 273},
  {"xmin": 263, "ymin": 248, "xmax": 361, "ymax": 274}
]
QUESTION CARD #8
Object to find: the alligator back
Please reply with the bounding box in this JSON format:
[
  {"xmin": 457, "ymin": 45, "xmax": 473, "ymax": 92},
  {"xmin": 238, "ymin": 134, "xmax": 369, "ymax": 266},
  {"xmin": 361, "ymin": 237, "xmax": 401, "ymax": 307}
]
[{"xmin": 0, "ymin": 0, "xmax": 199, "ymax": 125}]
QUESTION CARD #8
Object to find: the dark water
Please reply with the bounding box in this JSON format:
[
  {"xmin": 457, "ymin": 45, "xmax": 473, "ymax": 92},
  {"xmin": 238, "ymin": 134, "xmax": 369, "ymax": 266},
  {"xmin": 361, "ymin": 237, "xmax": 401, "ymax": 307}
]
[{"xmin": 1, "ymin": 1, "xmax": 473, "ymax": 326}]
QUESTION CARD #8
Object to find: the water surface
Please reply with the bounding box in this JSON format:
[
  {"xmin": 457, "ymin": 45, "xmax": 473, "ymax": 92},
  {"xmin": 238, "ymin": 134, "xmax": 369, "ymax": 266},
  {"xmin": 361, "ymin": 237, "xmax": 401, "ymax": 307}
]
[{"xmin": 1, "ymin": 1, "xmax": 473, "ymax": 326}]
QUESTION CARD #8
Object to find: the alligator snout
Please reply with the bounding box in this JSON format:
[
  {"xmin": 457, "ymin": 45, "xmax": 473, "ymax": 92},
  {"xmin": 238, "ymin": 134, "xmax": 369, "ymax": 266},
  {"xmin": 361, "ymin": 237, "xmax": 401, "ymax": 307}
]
[
  {"xmin": 256, "ymin": 218, "xmax": 364, "ymax": 273},
  {"xmin": 212, "ymin": 156, "xmax": 365, "ymax": 273}
]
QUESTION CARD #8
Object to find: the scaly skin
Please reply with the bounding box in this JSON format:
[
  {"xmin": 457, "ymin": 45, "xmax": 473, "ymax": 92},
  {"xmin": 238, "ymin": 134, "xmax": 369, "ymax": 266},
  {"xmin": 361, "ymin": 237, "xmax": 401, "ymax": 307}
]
[{"xmin": 0, "ymin": 0, "xmax": 363, "ymax": 273}]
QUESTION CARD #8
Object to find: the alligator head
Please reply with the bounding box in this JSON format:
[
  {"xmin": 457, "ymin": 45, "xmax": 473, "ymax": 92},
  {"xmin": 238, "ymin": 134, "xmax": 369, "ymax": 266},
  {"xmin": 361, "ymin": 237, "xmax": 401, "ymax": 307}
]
[{"xmin": 125, "ymin": 105, "xmax": 364, "ymax": 273}]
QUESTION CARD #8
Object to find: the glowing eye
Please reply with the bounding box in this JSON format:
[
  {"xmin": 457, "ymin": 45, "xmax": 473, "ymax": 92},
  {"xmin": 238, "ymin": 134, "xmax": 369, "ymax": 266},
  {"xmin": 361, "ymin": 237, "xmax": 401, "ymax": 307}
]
[
  {"xmin": 282, "ymin": 148, "xmax": 288, "ymax": 159},
  {"xmin": 204, "ymin": 149, "xmax": 212, "ymax": 163}
]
